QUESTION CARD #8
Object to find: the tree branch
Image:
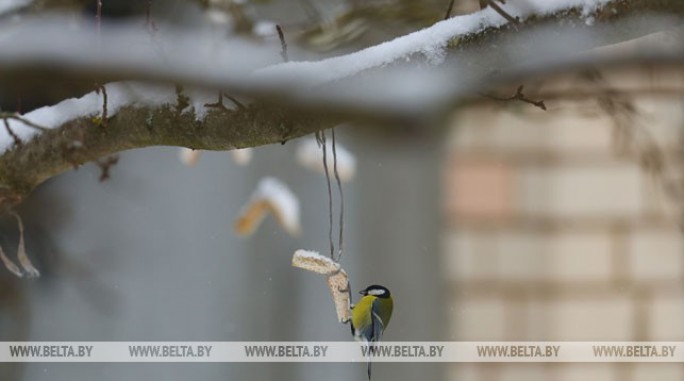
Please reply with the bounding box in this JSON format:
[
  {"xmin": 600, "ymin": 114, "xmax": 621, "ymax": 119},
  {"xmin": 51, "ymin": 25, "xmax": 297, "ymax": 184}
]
[
  {"xmin": 483, "ymin": 85, "xmax": 547, "ymax": 111},
  {"xmin": 0, "ymin": 101, "xmax": 339, "ymax": 210},
  {"xmin": 1, "ymin": 1, "xmax": 681, "ymax": 112},
  {"xmin": 0, "ymin": 0, "xmax": 682, "ymax": 210}
]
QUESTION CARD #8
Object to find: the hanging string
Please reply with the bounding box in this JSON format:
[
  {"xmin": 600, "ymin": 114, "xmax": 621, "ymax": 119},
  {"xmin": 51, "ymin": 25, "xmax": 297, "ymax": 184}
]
[
  {"xmin": 331, "ymin": 128, "xmax": 344, "ymax": 261},
  {"xmin": 318, "ymin": 128, "xmax": 350, "ymax": 313},
  {"xmin": 316, "ymin": 131, "xmax": 335, "ymax": 259}
]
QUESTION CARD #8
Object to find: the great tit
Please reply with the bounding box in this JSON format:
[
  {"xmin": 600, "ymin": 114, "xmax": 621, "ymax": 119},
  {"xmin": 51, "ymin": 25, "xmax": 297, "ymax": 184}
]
[{"xmin": 351, "ymin": 284, "xmax": 393, "ymax": 380}]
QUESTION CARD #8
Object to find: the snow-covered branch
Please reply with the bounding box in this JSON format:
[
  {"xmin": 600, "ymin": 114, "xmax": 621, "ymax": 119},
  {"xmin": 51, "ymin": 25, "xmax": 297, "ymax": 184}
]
[
  {"xmin": 0, "ymin": 0, "xmax": 682, "ymax": 210},
  {"xmin": 0, "ymin": 87, "xmax": 340, "ymax": 209},
  {"xmin": 1, "ymin": 1, "xmax": 681, "ymax": 112}
]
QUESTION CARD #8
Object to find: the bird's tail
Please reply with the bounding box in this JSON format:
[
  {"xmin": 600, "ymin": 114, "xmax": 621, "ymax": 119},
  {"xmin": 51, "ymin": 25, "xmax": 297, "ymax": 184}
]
[{"xmin": 365, "ymin": 341, "xmax": 374, "ymax": 380}]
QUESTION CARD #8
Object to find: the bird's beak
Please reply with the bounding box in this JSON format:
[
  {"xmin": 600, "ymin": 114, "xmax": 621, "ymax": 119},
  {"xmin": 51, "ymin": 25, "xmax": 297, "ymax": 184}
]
[{"xmin": 359, "ymin": 290, "xmax": 367, "ymax": 295}]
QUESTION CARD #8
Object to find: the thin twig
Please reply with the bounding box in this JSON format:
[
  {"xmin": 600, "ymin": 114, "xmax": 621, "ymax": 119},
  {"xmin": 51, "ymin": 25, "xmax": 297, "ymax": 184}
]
[
  {"xmin": 483, "ymin": 85, "xmax": 547, "ymax": 110},
  {"xmin": 206, "ymin": 91, "xmax": 247, "ymax": 111},
  {"xmin": 101, "ymin": 86, "xmax": 108, "ymax": 123},
  {"xmin": 316, "ymin": 131, "xmax": 335, "ymax": 259},
  {"xmin": 205, "ymin": 91, "xmax": 229, "ymax": 111},
  {"xmin": 276, "ymin": 24, "xmax": 289, "ymax": 62},
  {"xmin": 444, "ymin": 0, "xmax": 455, "ymax": 20},
  {"xmin": 0, "ymin": 113, "xmax": 49, "ymax": 131},
  {"xmin": 3, "ymin": 119, "xmax": 22, "ymax": 147},
  {"xmin": 224, "ymin": 94, "xmax": 246, "ymax": 110},
  {"xmin": 488, "ymin": 0, "xmax": 519, "ymax": 25},
  {"xmin": 332, "ymin": 128, "xmax": 344, "ymax": 261},
  {"xmin": 11, "ymin": 116, "xmax": 49, "ymax": 130},
  {"xmin": 95, "ymin": 83, "xmax": 108, "ymax": 126}
]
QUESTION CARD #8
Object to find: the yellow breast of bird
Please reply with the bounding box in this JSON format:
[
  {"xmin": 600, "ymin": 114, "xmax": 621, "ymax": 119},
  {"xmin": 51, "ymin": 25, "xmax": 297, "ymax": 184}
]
[{"xmin": 352, "ymin": 295, "xmax": 376, "ymax": 332}]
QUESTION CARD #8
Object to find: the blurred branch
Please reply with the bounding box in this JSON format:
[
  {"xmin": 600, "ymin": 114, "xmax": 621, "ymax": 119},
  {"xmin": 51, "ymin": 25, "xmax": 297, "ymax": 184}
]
[
  {"xmin": 276, "ymin": 24, "xmax": 289, "ymax": 62},
  {"xmin": 0, "ymin": 2, "xmax": 682, "ymax": 110},
  {"xmin": 482, "ymin": 85, "xmax": 547, "ymax": 111},
  {"xmin": 444, "ymin": 0, "xmax": 455, "ymax": 20},
  {"xmin": 0, "ymin": 0, "xmax": 683, "ymax": 210}
]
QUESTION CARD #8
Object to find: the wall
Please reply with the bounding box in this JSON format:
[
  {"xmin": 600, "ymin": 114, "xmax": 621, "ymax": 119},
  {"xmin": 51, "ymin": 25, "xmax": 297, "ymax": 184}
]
[{"xmin": 442, "ymin": 67, "xmax": 684, "ymax": 380}]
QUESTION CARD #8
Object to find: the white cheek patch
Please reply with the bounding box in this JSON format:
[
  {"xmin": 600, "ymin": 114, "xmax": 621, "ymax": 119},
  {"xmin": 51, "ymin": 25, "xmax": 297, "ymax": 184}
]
[{"xmin": 367, "ymin": 289, "xmax": 385, "ymax": 297}]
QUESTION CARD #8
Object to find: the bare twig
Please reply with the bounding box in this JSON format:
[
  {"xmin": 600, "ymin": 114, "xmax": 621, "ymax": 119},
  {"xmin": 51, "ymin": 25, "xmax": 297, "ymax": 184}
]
[
  {"xmin": 316, "ymin": 131, "xmax": 335, "ymax": 259},
  {"xmin": 206, "ymin": 92, "xmax": 247, "ymax": 111},
  {"xmin": 332, "ymin": 128, "xmax": 344, "ymax": 262},
  {"xmin": 94, "ymin": 83, "xmax": 108, "ymax": 126},
  {"xmin": 444, "ymin": 0, "xmax": 455, "ymax": 20},
  {"xmin": 483, "ymin": 85, "xmax": 547, "ymax": 110},
  {"xmin": 3, "ymin": 119, "xmax": 22, "ymax": 147},
  {"xmin": 481, "ymin": 0, "xmax": 519, "ymax": 25},
  {"xmin": 11, "ymin": 116, "xmax": 49, "ymax": 131},
  {"xmin": 96, "ymin": 155, "xmax": 119, "ymax": 182},
  {"xmin": 0, "ymin": 112, "xmax": 49, "ymax": 131},
  {"xmin": 224, "ymin": 94, "xmax": 246, "ymax": 110},
  {"xmin": 276, "ymin": 24, "xmax": 289, "ymax": 63},
  {"xmin": 204, "ymin": 91, "xmax": 230, "ymax": 111}
]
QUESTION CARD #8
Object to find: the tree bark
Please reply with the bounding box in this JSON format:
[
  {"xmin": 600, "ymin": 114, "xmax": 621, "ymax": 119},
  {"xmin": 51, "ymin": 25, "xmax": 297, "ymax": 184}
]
[{"xmin": 0, "ymin": 102, "xmax": 339, "ymax": 210}]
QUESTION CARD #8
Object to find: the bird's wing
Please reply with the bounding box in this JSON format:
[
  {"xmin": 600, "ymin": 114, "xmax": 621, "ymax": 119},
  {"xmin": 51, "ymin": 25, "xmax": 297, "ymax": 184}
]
[
  {"xmin": 370, "ymin": 298, "xmax": 386, "ymax": 342},
  {"xmin": 364, "ymin": 299, "xmax": 388, "ymax": 380},
  {"xmin": 352, "ymin": 296, "xmax": 375, "ymax": 341}
]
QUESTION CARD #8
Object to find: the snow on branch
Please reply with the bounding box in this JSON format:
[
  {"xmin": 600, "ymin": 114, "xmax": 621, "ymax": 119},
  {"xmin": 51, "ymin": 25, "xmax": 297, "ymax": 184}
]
[
  {"xmin": 0, "ymin": 0, "xmax": 682, "ymax": 210},
  {"xmin": 254, "ymin": 0, "xmax": 614, "ymax": 86},
  {"xmin": 0, "ymin": 1, "xmax": 680, "ymax": 114},
  {"xmin": 0, "ymin": 91, "xmax": 338, "ymax": 210},
  {"xmin": 1, "ymin": 82, "xmax": 176, "ymax": 153}
]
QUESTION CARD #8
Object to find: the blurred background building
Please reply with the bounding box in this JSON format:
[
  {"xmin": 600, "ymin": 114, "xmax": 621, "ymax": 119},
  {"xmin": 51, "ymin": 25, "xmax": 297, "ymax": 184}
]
[{"xmin": 443, "ymin": 66, "xmax": 684, "ymax": 380}]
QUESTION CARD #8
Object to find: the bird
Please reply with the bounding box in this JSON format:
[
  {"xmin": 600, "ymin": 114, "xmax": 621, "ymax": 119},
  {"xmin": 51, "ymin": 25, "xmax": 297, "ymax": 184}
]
[{"xmin": 350, "ymin": 284, "xmax": 394, "ymax": 380}]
